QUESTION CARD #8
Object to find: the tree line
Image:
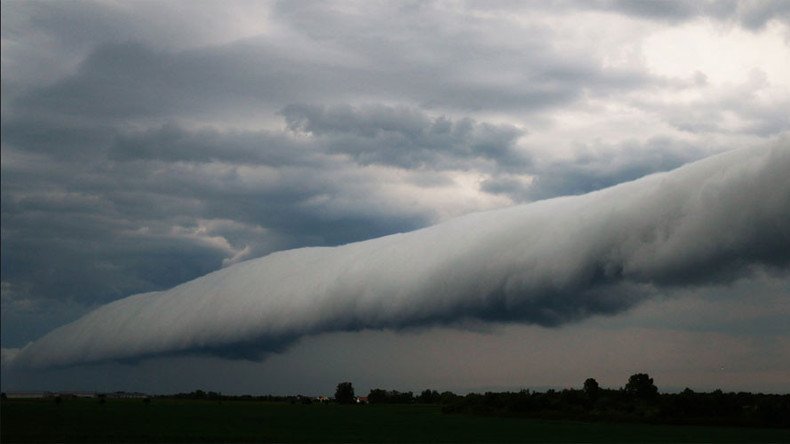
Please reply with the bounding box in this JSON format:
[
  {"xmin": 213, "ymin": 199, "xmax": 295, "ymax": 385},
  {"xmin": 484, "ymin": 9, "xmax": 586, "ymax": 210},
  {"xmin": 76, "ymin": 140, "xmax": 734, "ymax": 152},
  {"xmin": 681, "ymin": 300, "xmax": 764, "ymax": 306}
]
[
  {"xmin": 57, "ymin": 373, "xmax": 786, "ymax": 428},
  {"xmin": 339, "ymin": 374, "xmax": 790, "ymax": 428}
]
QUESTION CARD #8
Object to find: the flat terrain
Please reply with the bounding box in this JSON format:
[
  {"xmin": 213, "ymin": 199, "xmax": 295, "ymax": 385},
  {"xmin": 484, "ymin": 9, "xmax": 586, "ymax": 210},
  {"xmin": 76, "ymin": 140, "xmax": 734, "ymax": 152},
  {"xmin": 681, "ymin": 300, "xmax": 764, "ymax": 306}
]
[{"xmin": 2, "ymin": 398, "xmax": 789, "ymax": 443}]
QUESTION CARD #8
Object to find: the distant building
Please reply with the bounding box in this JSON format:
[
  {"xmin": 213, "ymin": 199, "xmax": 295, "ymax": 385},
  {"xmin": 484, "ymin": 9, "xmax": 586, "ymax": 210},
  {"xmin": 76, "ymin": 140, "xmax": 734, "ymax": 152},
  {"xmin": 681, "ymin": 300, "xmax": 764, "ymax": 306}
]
[{"xmin": 355, "ymin": 396, "xmax": 369, "ymax": 404}]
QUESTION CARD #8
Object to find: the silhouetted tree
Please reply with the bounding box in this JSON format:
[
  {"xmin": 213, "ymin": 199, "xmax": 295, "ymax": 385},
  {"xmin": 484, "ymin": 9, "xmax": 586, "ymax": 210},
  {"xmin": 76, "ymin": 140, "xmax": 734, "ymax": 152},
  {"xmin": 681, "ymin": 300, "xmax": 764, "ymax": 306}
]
[
  {"xmin": 418, "ymin": 389, "xmax": 441, "ymax": 403},
  {"xmin": 335, "ymin": 382, "xmax": 355, "ymax": 404},
  {"xmin": 583, "ymin": 378, "xmax": 600, "ymax": 399},
  {"xmin": 368, "ymin": 388, "xmax": 388, "ymax": 404},
  {"xmin": 439, "ymin": 391, "xmax": 460, "ymax": 404},
  {"xmin": 625, "ymin": 373, "xmax": 658, "ymax": 399},
  {"xmin": 390, "ymin": 390, "xmax": 414, "ymax": 404},
  {"xmin": 438, "ymin": 382, "xmax": 790, "ymax": 427},
  {"xmin": 365, "ymin": 389, "xmax": 414, "ymax": 404}
]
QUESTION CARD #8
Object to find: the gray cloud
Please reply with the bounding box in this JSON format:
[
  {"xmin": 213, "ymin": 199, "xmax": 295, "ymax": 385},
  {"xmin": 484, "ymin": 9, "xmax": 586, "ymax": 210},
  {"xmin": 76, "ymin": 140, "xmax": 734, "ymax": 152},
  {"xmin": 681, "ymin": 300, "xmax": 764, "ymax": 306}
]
[
  {"xmin": 631, "ymin": 70, "xmax": 790, "ymax": 138},
  {"xmin": 1, "ymin": 115, "xmax": 436, "ymax": 324},
  {"xmin": 734, "ymin": 1, "xmax": 790, "ymax": 29},
  {"xmin": 8, "ymin": 145, "xmax": 789, "ymax": 368},
  {"xmin": 15, "ymin": 41, "xmax": 294, "ymax": 120},
  {"xmin": 0, "ymin": 99, "xmax": 530, "ymax": 332},
  {"xmin": 482, "ymin": 138, "xmax": 710, "ymax": 201},
  {"xmin": 282, "ymin": 104, "xmax": 529, "ymax": 170},
  {"xmin": 8, "ymin": 3, "xmax": 662, "ymax": 126},
  {"xmin": 109, "ymin": 123, "xmax": 313, "ymax": 166},
  {"xmin": 575, "ymin": 0, "xmax": 790, "ymax": 29},
  {"xmin": 0, "ymin": 1, "xmax": 271, "ymax": 95}
]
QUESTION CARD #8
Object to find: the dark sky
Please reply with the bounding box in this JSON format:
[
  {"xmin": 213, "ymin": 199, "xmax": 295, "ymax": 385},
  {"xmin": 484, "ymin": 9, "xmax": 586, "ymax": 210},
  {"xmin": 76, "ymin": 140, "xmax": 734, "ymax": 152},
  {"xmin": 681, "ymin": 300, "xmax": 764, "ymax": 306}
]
[{"xmin": 1, "ymin": 0, "xmax": 789, "ymax": 395}]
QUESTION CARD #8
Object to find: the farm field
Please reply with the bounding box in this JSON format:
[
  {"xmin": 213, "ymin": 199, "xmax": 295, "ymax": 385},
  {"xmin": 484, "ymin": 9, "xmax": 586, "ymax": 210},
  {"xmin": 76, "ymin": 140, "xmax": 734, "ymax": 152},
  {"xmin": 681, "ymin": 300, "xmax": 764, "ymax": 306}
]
[{"xmin": 2, "ymin": 398, "xmax": 789, "ymax": 443}]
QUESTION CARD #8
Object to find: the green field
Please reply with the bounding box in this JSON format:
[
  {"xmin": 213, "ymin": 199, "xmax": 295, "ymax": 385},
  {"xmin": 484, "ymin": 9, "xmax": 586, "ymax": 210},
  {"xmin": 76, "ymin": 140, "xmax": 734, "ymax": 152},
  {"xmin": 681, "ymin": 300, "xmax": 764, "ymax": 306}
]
[{"xmin": 2, "ymin": 398, "xmax": 788, "ymax": 443}]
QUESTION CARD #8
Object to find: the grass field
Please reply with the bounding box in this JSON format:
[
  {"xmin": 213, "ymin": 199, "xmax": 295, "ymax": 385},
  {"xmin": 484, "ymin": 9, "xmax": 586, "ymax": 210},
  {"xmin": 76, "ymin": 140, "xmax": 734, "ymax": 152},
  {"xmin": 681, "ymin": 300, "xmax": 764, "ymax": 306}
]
[{"xmin": 2, "ymin": 398, "xmax": 789, "ymax": 443}]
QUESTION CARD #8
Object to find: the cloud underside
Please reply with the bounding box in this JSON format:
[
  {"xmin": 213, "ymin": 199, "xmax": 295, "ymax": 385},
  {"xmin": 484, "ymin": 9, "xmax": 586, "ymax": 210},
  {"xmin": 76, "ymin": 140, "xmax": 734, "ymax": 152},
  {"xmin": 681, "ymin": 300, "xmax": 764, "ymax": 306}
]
[{"xmin": 10, "ymin": 145, "xmax": 789, "ymax": 368}]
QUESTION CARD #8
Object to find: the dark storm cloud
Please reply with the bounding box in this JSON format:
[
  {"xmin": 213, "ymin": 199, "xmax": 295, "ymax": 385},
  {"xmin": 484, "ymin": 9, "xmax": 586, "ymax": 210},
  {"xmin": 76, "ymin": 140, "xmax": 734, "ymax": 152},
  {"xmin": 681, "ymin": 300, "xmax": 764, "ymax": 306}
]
[
  {"xmin": 8, "ymin": 145, "xmax": 789, "ymax": 368},
  {"xmin": 2, "ymin": 112, "xmax": 439, "ymax": 333},
  {"xmin": 281, "ymin": 104, "xmax": 529, "ymax": 170},
  {"xmin": 2, "ymin": 99, "xmax": 523, "ymax": 315},
  {"xmin": 14, "ymin": 41, "xmax": 308, "ymax": 120},
  {"xmin": 1, "ymin": 117, "xmax": 117, "ymax": 160},
  {"xmin": 1, "ymin": 149, "xmax": 429, "ymax": 304},
  {"xmin": 109, "ymin": 123, "xmax": 313, "ymax": 166},
  {"xmin": 0, "ymin": 0, "xmax": 272, "ymax": 94},
  {"xmin": 1, "ymin": 168, "xmax": 234, "ymax": 306},
  {"xmin": 2, "ymin": 1, "xmax": 231, "ymax": 51},
  {"xmin": 482, "ymin": 138, "xmax": 708, "ymax": 201},
  {"xmin": 11, "ymin": 38, "xmax": 542, "ymax": 121}
]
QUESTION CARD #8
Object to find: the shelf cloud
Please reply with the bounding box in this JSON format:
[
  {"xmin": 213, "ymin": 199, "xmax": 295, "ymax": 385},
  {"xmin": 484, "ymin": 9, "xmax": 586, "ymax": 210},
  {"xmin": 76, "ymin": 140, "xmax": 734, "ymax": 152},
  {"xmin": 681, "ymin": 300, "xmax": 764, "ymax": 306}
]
[{"xmin": 8, "ymin": 144, "xmax": 789, "ymax": 369}]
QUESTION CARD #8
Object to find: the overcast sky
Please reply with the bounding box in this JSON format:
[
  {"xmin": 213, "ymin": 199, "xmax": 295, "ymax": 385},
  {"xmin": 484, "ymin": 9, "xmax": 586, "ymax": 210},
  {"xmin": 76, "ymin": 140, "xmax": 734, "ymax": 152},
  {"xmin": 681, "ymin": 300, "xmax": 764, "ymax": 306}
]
[{"xmin": 2, "ymin": 0, "xmax": 789, "ymax": 395}]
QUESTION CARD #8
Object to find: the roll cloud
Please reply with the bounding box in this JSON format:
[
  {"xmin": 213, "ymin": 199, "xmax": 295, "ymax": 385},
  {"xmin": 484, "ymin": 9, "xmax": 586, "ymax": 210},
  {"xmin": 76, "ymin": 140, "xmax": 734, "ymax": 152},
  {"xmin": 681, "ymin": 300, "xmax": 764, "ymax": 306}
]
[{"xmin": 11, "ymin": 144, "xmax": 790, "ymax": 368}]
